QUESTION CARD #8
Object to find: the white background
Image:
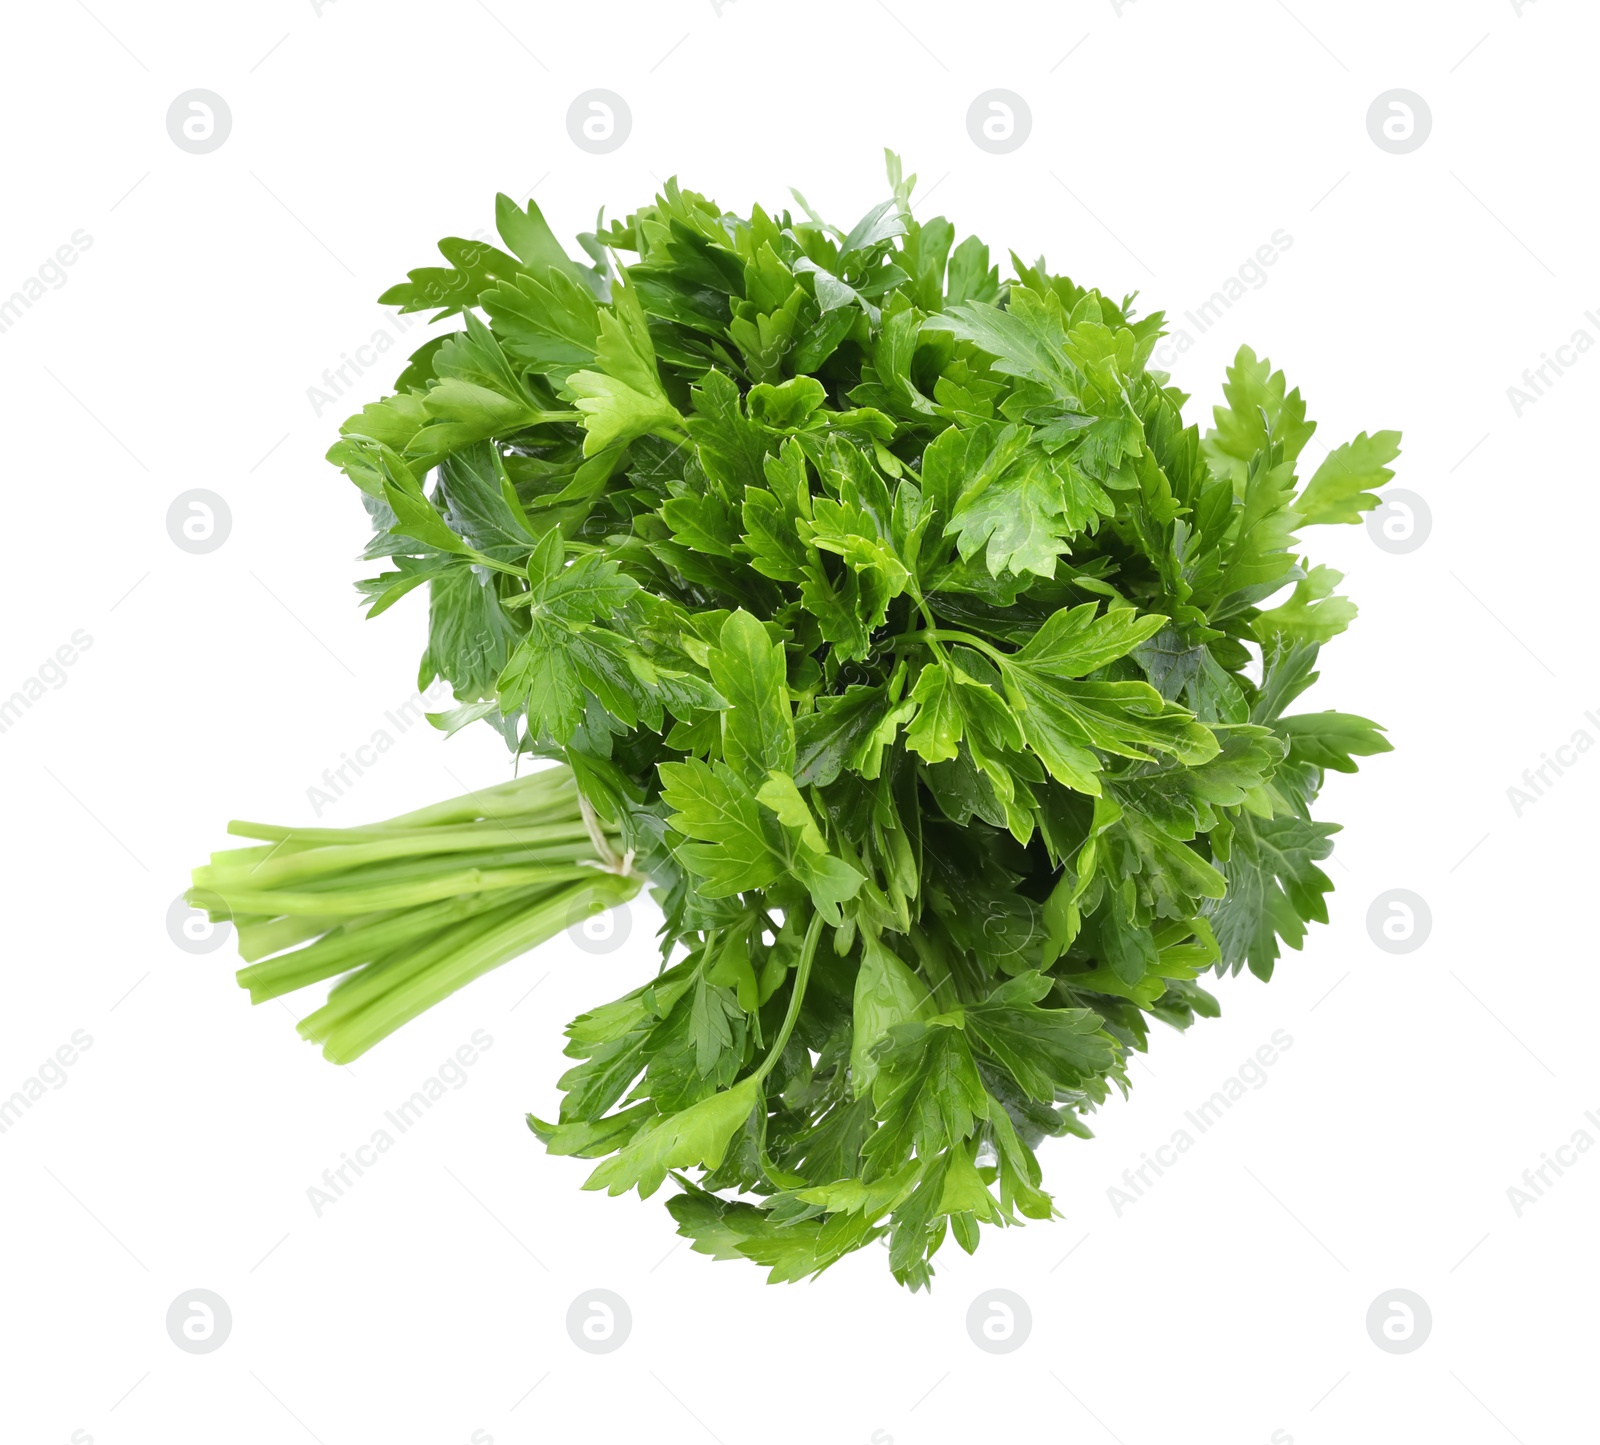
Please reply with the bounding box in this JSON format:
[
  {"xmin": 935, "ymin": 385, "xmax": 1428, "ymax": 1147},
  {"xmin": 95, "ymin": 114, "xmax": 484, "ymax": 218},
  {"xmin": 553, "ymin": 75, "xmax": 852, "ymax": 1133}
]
[{"xmin": 1, "ymin": 1, "xmax": 1594, "ymax": 1442}]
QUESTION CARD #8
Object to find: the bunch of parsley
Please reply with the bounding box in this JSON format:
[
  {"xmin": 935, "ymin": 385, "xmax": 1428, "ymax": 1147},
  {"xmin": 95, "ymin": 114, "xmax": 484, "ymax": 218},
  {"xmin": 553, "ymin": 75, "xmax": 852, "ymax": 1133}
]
[{"xmin": 195, "ymin": 154, "xmax": 1394, "ymax": 1288}]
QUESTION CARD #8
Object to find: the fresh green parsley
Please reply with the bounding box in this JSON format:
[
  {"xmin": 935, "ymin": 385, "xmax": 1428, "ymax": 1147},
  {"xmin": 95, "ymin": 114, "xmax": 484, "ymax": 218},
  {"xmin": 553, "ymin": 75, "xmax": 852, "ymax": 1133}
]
[{"xmin": 191, "ymin": 153, "xmax": 1395, "ymax": 1288}]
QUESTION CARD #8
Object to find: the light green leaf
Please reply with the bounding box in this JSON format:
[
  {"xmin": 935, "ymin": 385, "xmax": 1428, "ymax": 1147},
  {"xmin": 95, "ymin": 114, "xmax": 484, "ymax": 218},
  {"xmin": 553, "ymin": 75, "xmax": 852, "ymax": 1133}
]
[
  {"xmin": 1009, "ymin": 603, "xmax": 1169, "ymax": 678},
  {"xmin": 710, "ymin": 611, "xmax": 795, "ymax": 785},
  {"xmin": 1254, "ymin": 563, "xmax": 1357, "ymax": 644},
  {"xmin": 1297, "ymin": 430, "xmax": 1401, "ymax": 525},
  {"xmin": 1202, "ymin": 345, "xmax": 1316, "ymax": 475},
  {"xmin": 752, "ymin": 769, "xmax": 821, "ymax": 847},
  {"xmin": 851, "ymin": 937, "xmax": 932, "ymax": 1097},
  {"xmin": 584, "ymin": 1075, "xmax": 762, "ymax": 1197}
]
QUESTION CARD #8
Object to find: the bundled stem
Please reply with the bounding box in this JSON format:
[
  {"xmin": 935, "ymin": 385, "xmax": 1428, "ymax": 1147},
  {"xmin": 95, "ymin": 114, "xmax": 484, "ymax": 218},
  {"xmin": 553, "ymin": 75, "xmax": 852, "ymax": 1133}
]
[{"xmin": 189, "ymin": 768, "xmax": 641, "ymax": 1064}]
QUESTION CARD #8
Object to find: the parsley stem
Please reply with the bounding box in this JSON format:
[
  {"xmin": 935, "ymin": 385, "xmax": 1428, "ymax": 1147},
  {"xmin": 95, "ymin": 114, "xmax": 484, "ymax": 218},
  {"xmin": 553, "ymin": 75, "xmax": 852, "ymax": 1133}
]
[
  {"xmin": 381, "ymin": 770, "xmax": 577, "ymax": 827},
  {"xmin": 197, "ymin": 863, "xmax": 596, "ymax": 918},
  {"xmin": 192, "ymin": 769, "xmax": 644, "ymax": 1061},
  {"xmin": 753, "ymin": 910, "xmax": 825, "ymax": 1084},
  {"xmin": 910, "ymin": 597, "xmax": 952, "ymax": 665},
  {"xmin": 236, "ymin": 881, "xmax": 558, "ymax": 1001},
  {"xmin": 196, "ymin": 822, "xmax": 596, "ymax": 889},
  {"xmin": 310, "ymin": 873, "xmax": 640, "ymax": 1063},
  {"xmin": 577, "ymin": 790, "xmax": 627, "ymax": 873},
  {"xmin": 465, "ymin": 549, "xmax": 530, "ymax": 579},
  {"xmin": 889, "ymin": 625, "xmax": 1012, "ymax": 668},
  {"xmin": 922, "ymin": 629, "xmax": 1011, "ymax": 666}
]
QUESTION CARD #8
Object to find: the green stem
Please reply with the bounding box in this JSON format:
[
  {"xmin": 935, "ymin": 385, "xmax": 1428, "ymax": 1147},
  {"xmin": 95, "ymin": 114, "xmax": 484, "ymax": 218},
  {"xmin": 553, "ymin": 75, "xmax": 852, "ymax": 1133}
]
[
  {"xmin": 313, "ymin": 873, "xmax": 641, "ymax": 1063},
  {"xmin": 912, "ymin": 598, "xmax": 952, "ymax": 665},
  {"xmin": 237, "ymin": 886, "xmax": 547, "ymax": 1002},
  {"xmin": 192, "ymin": 764, "xmax": 643, "ymax": 1063},
  {"xmin": 236, "ymin": 911, "xmax": 365, "ymax": 964},
  {"xmin": 196, "ymin": 863, "xmax": 595, "ymax": 917},
  {"xmin": 753, "ymin": 910, "xmax": 825, "ymax": 1085},
  {"xmin": 196, "ymin": 822, "xmax": 596, "ymax": 890},
  {"xmin": 205, "ymin": 838, "xmax": 325, "ymax": 868},
  {"xmin": 464, "ymin": 548, "xmax": 534, "ymax": 579},
  {"xmin": 379, "ymin": 770, "xmax": 577, "ymax": 828},
  {"xmin": 300, "ymin": 891, "xmax": 541, "ymax": 1033},
  {"xmin": 222, "ymin": 806, "xmax": 587, "ymax": 847},
  {"xmin": 894, "ymin": 625, "xmax": 1011, "ymax": 668}
]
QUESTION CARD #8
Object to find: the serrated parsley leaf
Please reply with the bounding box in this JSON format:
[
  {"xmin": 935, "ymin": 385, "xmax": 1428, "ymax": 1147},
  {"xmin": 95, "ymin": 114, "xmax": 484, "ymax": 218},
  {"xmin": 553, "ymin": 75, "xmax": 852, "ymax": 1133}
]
[
  {"xmin": 1208, "ymin": 812, "xmax": 1338, "ymax": 979},
  {"xmin": 709, "ymin": 610, "xmax": 795, "ymax": 785},
  {"xmin": 585, "ymin": 1074, "xmax": 761, "ymax": 1198},
  {"xmin": 1202, "ymin": 345, "xmax": 1316, "ymax": 477},
  {"xmin": 964, "ymin": 972, "xmax": 1117, "ymax": 1102},
  {"xmin": 1297, "ymin": 430, "xmax": 1401, "ymax": 526}
]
